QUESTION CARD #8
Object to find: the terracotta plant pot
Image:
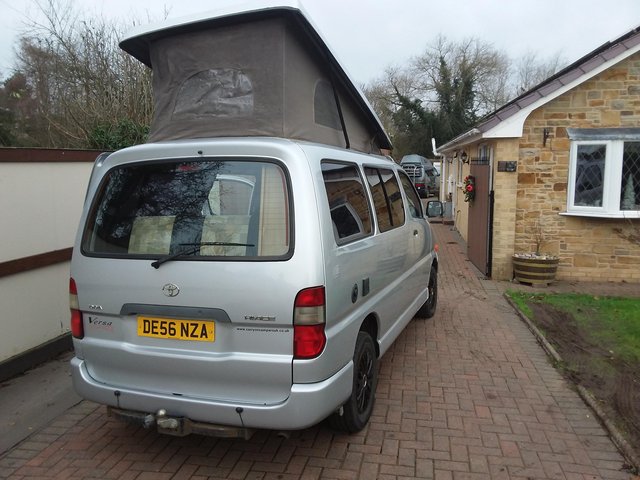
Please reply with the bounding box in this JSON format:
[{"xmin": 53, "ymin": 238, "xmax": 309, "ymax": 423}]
[{"xmin": 512, "ymin": 255, "xmax": 559, "ymax": 286}]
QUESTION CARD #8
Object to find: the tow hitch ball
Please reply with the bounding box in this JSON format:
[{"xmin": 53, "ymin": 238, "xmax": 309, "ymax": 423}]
[
  {"xmin": 145, "ymin": 409, "xmax": 190, "ymax": 436},
  {"xmin": 155, "ymin": 409, "xmax": 179, "ymax": 429}
]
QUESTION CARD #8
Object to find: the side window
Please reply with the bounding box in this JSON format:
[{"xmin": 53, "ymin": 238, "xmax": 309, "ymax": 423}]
[
  {"xmin": 365, "ymin": 167, "xmax": 405, "ymax": 232},
  {"xmin": 205, "ymin": 175, "xmax": 254, "ymax": 215},
  {"xmin": 399, "ymin": 171, "xmax": 423, "ymax": 218},
  {"xmin": 322, "ymin": 161, "xmax": 373, "ymax": 244}
]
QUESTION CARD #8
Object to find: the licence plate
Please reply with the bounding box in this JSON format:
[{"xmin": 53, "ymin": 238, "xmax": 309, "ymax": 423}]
[{"xmin": 137, "ymin": 316, "xmax": 215, "ymax": 342}]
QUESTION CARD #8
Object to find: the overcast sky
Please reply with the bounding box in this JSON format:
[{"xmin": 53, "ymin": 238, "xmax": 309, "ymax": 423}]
[{"xmin": 0, "ymin": 0, "xmax": 638, "ymax": 85}]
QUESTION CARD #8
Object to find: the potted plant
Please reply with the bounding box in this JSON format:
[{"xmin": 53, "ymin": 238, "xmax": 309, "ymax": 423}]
[{"xmin": 512, "ymin": 220, "xmax": 559, "ymax": 286}]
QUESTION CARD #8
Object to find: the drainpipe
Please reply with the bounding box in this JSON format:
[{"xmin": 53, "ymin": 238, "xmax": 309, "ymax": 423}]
[{"xmin": 431, "ymin": 138, "xmax": 452, "ymax": 220}]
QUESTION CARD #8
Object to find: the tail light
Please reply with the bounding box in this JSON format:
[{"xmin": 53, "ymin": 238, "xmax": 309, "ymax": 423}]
[
  {"xmin": 293, "ymin": 286, "xmax": 326, "ymax": 359},
  {"xmin": 416, "ymin": 183, "xmax": 425, "ymax": 189},
  {"xmin": 69, "ymin": 278, "xmax": 84, "ymax": 339}
]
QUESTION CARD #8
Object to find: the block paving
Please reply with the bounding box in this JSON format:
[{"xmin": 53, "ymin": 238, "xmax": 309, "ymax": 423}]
[{"xmin": 0, "ymin": 222, "xmax": 636, "ymax": 479}]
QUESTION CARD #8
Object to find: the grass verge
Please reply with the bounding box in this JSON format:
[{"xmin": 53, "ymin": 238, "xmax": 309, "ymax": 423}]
[
  {"xmin": 508, "ymin": 292, "xmax": 640, "ymax": 362},
  {"xmin": 506, "ymin": 290, "xmax": 640, "ymax": 472}
]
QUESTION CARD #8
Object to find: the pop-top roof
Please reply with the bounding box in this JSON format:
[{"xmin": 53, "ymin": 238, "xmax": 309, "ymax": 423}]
[{"xmin": 120, "ymin": 1, "xmax": 392, "ymax": 153}]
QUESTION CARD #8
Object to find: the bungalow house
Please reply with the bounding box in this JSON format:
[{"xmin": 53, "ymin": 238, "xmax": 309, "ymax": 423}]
[{"xmin": 437, "ymin": 26, "xmax": 640, "ymax": 284}]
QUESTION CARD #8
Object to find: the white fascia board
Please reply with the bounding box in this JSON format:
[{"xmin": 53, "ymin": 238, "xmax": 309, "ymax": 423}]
[
  {"xmin": 482, "ymin": 108, "xmax": 532, "ymax": 139},
  {"xmin": 483, "ymin": 42, "xmax": 640, "ymax": 139}
]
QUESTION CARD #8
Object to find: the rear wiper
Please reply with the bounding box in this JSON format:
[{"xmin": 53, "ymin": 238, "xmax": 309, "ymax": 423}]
[{"xmin": 151, "ymin": 242, "xmax": 254, "ymax": 269}]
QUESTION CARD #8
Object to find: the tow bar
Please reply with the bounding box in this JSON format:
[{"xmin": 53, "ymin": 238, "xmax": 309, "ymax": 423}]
[{"xmin": 108, "ymin": 407, "xmax": 254, "ymax": 439}]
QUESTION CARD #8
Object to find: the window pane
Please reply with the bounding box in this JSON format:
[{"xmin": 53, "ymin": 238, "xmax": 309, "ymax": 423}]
[
  {"xmin": 399, "ymin": 171, "xmax": 422, "ymax": 218},
  {"xmin": 620, "ymin": 142, "xmax": 640, "ymax": 211},
  {"xmin": 83, "ymin": 160, "xmax": 290, "ymax": 258},
  {"xmin": 365, "ymin": 167, "xmax": 405, "ymax": 232},
  {"xmin": 574, "ymin": 144, "xmax": 606, "ymax": 207},
  {"xmin": 321, "ymin": 162, "xmax": 372, "ymax": 242},
  {"xmin": 383, "ymin": 170, "xmax": 406, "ymax": 227}
]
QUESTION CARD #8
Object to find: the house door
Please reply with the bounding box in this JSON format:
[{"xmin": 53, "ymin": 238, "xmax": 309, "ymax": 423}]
[{"xmin": 467, "ymin": 159, "xmax": 492, "ymax": 276}]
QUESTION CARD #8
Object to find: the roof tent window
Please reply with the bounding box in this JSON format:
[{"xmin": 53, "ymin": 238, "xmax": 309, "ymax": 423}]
[
  {"xmin": 314, "ymin": 80, "xmax": 341, "ymax": 130},
  {"xmin": 173, "ymin": 69, "xmax": 254, "ymax": 118}
]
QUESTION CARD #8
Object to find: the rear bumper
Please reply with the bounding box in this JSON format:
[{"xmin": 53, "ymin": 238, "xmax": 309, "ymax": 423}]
[{"xmin": 70, "ymin": 357, "xmax": 353, "ymax": 431}]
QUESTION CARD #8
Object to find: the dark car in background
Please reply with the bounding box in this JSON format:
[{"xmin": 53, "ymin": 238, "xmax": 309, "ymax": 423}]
[{"xmin": 400, "ymin": 154, "xmax": 439, "ymax": 198}]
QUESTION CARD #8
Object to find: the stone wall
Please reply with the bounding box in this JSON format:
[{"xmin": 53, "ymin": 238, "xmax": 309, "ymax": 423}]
[
  {"xmin": 491, "ymin": 139, "xmax": 520, "ymax": 280},
  {"xmin": 513, "ymin": 52, "xmax": 640, "ymax": 282}
]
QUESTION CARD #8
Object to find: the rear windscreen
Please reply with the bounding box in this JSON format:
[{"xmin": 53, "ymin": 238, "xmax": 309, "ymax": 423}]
[{"xmin": 82, "ymin": 159, "xmax": 291, "ymax": 259}]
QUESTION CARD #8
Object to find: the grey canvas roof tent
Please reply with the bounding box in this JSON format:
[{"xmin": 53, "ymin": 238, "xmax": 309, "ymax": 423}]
[{"xmin": 120, "ymin": 0, "xmax": 392, "ymax": 154}]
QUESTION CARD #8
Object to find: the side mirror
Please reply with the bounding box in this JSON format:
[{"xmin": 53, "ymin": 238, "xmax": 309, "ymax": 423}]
[{"xmin": 426, "ymin": 200, "xmax": 444, "ymax": 218}]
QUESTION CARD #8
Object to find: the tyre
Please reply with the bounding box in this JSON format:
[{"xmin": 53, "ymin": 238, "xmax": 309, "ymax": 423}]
[
  {"xmin": 416, "ymin": 265, "xmax": 437, "ymax": 318},
  {"xmin": 329, "ymin": 331, "xmax": 378, "ymax": 433}
]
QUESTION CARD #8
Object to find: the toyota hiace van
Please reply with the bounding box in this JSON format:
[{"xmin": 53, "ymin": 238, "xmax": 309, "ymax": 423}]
[{"xmin": 69, "ymin": 1, "xmax": 439, "ymax": 437}]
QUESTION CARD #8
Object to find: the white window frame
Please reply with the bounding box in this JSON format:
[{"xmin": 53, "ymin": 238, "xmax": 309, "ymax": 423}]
[
  {"xmin": 456, "ymin": 157, "xmax": 464, "ymax": 185},
  {"xmin": 565, "ymin": 131, "xmax": 640, "ymax": 219}
]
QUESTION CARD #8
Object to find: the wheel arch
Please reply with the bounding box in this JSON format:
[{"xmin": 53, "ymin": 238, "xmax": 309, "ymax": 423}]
[{"xmin": 359, "ymin": 313, "xmax": 380, "ymax": 358}]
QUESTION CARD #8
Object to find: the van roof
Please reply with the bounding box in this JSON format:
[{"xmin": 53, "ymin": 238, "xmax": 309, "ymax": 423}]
[
  {"xmin": 401, "ymin": 154, "xmax": 429, "ymax": 163},
  {"xmin": 119, "ymin": 1, "xmax": 392, "ymax": 152}
]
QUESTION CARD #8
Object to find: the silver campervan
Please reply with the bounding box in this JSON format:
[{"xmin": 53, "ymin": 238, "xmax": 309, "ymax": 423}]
[{"xmin": 69, "ymin": 1, "xmax": 438, "ymax": 437}]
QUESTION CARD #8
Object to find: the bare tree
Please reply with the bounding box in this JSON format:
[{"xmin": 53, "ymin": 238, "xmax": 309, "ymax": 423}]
[
  {"xmin": 411, "ymin": 35, "xmax": 512, "ymax": 116},
  {"xmin": 363, "ymin": 65, "xmax": 424, "ymax": 145},
  {"xmin": 363, "ymin": 35, "xmax": 566, "ymax": 155},
  {"xmin": 12, "ymin": 0, "xmax": 153, "ymax": 148},
  {"xmin": 512, "ymin": 50, "xmax": 566, "ymax": 95}
]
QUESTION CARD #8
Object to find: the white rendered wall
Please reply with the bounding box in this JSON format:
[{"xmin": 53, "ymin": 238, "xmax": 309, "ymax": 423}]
[{"xmin": 0, "ymin": 159, "xmax": 93, "ymax": 363}]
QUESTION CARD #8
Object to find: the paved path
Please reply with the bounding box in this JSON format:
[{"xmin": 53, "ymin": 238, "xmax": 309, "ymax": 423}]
[{"xmin": 0, "ymin": 223, "xmax": 635, "ymax": 479}]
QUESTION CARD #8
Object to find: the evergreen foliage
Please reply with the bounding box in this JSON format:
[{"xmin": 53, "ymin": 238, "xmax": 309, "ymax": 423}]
[{"xmin": 363, "ymin": 36, "xmax": 564, "ymax": 157}]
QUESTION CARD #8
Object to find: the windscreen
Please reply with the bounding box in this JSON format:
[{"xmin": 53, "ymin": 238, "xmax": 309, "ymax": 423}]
[{"xmin": 82, "ymin": 159, "xmax": 291, "ymax": 259}]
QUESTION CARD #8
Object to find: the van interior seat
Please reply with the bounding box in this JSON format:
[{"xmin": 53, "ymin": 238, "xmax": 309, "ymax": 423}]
[
  {"xmin": 201, "ymin": 215, "xmax": 251, "ymax": 256},
  {"xmin": 127, "ymin": 215, "xmax": 251, "ymax": 257},
  {"xmin": 128, "ymin": 216, "xmax": 175, "ymax": 254}
]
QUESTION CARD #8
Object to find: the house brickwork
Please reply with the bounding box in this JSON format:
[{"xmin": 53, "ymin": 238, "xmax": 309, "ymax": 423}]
[
  {"xmin": 490, "ymin": 139, "xmax": 520, "ymax": 280},
  {"xmin": 512, "ymin": 52, "xmax": 640, "ymax": 282}
]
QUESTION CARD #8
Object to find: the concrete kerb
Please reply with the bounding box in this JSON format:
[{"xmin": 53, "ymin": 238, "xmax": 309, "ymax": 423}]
[{"xmin": 504, "ymin": 292, "xmax": 640, "ymax": 474}]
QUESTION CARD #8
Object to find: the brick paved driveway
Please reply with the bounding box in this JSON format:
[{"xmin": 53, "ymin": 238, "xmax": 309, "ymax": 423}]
[{"xmin": 0, "ymin": 223, "xmax": 634, "ymax": 479}]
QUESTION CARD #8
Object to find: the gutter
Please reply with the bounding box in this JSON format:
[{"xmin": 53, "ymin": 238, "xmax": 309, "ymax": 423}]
[{"xmin": 438, "ymin": 128, "xmax": 482, "ymax": 152}]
